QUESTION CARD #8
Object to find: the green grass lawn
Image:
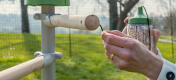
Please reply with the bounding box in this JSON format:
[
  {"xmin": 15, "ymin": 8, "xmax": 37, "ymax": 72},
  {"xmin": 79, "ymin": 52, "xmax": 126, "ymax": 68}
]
[
  {"xmin": 0, "ymin": 33, "xmax": 175, "ymax": 80},
  {"xmin": 160, "ymin": 35, "xmax": 176, "ymax": 41}
]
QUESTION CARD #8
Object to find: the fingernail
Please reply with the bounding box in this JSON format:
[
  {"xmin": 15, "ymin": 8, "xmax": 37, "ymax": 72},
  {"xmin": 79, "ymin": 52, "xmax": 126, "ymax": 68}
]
[{"xmin": 101, "ymin": 32, "xmax": 107, "ymax": 39}]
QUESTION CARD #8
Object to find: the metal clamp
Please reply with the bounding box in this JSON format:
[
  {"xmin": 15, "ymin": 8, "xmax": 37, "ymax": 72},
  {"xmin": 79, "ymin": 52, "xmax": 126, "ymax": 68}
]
[
  {"xmin": 34, "ymin": 13, "xmax": 61, "ymax": 27},
  {"xmin": 34, "ymin": 51, "xmax": 62, "ymax": 67}
]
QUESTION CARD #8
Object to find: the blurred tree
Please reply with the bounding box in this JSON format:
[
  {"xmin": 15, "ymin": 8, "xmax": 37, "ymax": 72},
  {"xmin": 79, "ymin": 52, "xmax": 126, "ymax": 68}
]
[
  {"xmin": 20, "ymin": 0, "xmax": 30, "ymax": 33},
  {"xmin": 107, "ymin": 0, "xmax": 118, "ymax": 30},
  {"xmin": 118, "ymin": 0, "xmax": 139, "ymax": 30},
  {"xmin": 107, "ymin": 0, "xmax": 139, "ymax": 30},
  {"xmin": 157, "ymin": 0, "xmax": 176, "ymax": 36},
  {"xmin": 158, "ymin": 0, "xmax": 176, "ymax": 58},
  {"xmin": 0, "ymin": 0, "xmax": 29, "ymax": 33}
]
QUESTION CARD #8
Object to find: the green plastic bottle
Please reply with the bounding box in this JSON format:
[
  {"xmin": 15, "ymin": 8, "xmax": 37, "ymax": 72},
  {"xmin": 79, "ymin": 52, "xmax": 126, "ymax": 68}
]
[{"xmin": 127, "ymin": 6, "xmax": 153, "ymax": 51}]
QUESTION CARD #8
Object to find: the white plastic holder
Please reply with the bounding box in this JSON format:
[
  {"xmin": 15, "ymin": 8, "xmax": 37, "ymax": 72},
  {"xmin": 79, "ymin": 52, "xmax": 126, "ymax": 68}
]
[
  {"xmin": 34, "ymin": 51, "xmax": 62, "ymax": 67},
  {"xmin": 34, "ymin": 14, "xmax": 53, "ymax": 27}
]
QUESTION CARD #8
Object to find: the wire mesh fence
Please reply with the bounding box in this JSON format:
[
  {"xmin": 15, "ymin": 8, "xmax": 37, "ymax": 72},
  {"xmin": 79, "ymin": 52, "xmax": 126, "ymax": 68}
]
[
  {"xmin": 0, "ymin": 0, "xmax": 175, "ymax": 80},
  {"xmin": 0, "ymin": 0, "xmax": 106, "ymax": 79}
]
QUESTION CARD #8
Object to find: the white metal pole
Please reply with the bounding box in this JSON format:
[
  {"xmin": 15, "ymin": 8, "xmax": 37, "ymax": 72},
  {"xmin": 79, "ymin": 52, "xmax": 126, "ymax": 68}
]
[{"xmin": 41, "ymin": 6, "xmax": 55, "ymax": 80}]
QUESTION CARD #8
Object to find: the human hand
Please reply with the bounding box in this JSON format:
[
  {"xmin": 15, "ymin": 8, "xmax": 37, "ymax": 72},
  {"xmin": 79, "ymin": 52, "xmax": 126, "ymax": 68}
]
[{"xmin": 101, "ymin": 31, "xmax": 163, "ymax": 80}]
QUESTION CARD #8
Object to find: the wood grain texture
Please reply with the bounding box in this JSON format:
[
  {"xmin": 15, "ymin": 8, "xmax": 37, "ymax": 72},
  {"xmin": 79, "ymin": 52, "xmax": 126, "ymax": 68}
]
[
  {"xmin": 0, "ymin": 56, "xmax": 44, "ymax": 80},
  {"xmin": 50, "ymin": 15, "xmax": 100, "ymax": 30}
]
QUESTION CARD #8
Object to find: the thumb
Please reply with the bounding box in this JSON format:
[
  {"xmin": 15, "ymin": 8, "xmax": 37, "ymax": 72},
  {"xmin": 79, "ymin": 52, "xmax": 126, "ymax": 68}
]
[
  {"xmin": 152, "ymin": 29, "xmax": 160, "ymax": 46},
  {"xmin": 124, "ymin": 17, "xmax": 129, "ymax": 24}
]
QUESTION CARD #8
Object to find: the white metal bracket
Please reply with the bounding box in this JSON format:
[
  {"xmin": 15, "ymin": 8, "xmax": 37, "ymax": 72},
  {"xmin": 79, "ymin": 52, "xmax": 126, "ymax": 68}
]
[
  {"xmin": 34, "ymin": 51, "xmax": 62, "ymax": 67},
  {"xmin": 34, "ymin": 13, "xmax": 61, "ymax": 27}
]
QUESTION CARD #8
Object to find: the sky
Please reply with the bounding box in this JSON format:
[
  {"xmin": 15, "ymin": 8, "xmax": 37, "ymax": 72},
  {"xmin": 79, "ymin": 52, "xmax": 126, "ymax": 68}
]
[{"xmin": 0, "ymin": 0, "xmax": 175, "ymax": 17}]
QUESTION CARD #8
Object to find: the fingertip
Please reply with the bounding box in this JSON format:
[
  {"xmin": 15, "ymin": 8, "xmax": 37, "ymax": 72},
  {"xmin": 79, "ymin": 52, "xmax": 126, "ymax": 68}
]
[
  {"xmin": 124, "ymin": 17, "xmax": 129, "ymax": 24},
  {"xmin": 155, "ymin": 30, "xmax": 160, "ymax": 36},
  {"xmin": 122, "ymin": 27, "xmax": 127, "ymax": 34},
  {"xmin": 101, "ymin": 31, "xmax": 107, "ymax": 36},
  {"xmin": 105, "ymin": 30, "xmax": 112, "ymax": 33},
  {"xmin": 101, "ymin": 31, "xmax": 105, "ymax": 39},
  {"xmin": 152, "ymin": 29, "xmax": 160, "ymax": 37},
  {"xmin": 101, "ymin": 31, "xmax": 109, "ymax": 40},
  {"xmin": 106, "ymin": 30, "xmax": 119, "ymax": 33},
  {"xmin": 106, "ymin": 30, "xmax": 126, "ymax": 37}
]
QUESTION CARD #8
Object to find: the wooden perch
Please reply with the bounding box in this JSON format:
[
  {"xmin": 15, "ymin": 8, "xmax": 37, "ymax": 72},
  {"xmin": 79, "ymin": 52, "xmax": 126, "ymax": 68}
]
[
  {"xmin": 50, "ymin": 15, "xmax": 100, "ymax": 30},
  {"xmin": 0, "ymin": 56, "xmax": 44, "ymax": 80}
]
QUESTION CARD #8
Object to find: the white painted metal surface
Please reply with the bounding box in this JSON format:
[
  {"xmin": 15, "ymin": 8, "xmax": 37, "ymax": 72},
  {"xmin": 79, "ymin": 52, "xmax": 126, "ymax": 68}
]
[{"xmin": 41, "ymin": 6, "xmax": 56, "ymax": 80}]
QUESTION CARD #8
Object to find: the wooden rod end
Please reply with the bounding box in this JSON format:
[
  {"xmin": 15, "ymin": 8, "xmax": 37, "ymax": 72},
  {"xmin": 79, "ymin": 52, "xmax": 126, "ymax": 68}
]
[{"xmin": 85, "ymin": 15, "xmax": 100, "ymax": 30}]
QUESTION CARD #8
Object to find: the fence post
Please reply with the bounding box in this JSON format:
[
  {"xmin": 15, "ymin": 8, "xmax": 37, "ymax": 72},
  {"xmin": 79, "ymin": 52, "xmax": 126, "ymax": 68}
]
[{"xmin": 41, "ymin": 6, "xmax": 55, "ymax": 80}]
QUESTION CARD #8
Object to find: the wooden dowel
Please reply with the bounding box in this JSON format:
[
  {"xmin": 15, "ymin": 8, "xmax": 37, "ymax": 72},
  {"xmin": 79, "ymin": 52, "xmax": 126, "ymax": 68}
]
[
  {"xmin": 50, "ymin": 15, "xmax": 100, "ymax": 30},
  {"xmin": 0, "ymin": 56, "xmax": 44, "ymax": 80}
]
